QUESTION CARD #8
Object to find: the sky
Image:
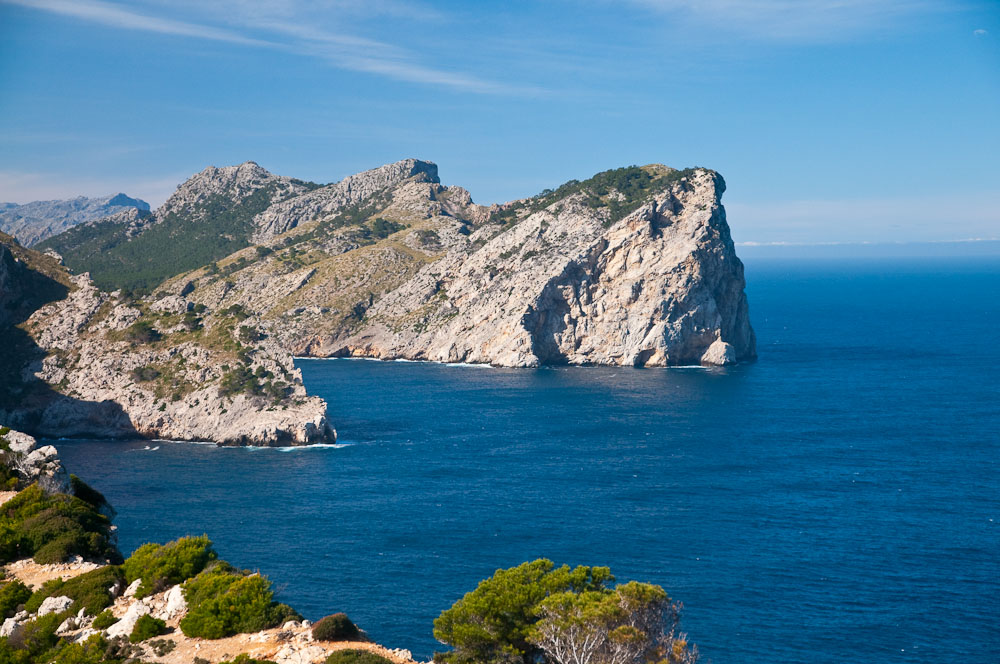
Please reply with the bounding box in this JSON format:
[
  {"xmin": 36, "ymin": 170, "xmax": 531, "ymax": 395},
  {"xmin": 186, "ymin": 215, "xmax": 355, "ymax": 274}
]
[{"xmin": 0, "ymin": 0, "xmax": 998, "ymax": 245}]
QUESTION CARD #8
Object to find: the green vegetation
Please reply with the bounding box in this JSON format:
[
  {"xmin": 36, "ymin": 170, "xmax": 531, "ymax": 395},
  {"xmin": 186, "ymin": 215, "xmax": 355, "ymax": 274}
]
[
  {"xmin": 179, "ymin": 561, "xmax": 299, "ymax": 639},
  {"xmin": 123, "ymin": 320, "xmax": 161, "ymax": 344},
  {"xmin": 220, "ymin": 655, "xmax": 277, "ymax": 664},
  {"xmin": 0, "ymin": 580, "xmax": 32, "ymax": 618},
  {"xmin": 122, "ymin": 535, "xmax": 217, "ymax": 598},
  {"xmin": 90, "ymin": 610, "xmax": 118, "ymax": 630},
  {"xmin": 368, "ymin": 218, "xmax": 404, "ymax": 239},
  {"xmin": 312, "ymin": 613, "xmax": 361, "ymax": 641},
  {"xmin": 0, "ymin": 484, "xmax": 119, "ymax": 564},
  {"xmin": 38, "ymin": 183, "xmax": 285, "ymax": 293},
  {"xmin": 325, "ymin": 650, "xmax": 394, "ymax": 664},
  {"xmin": 218, "ymin": 364, "xmax": 289, "ymax": 401},
  {"xmin": 128, "ymin": 614, "xmax": 168, "ymax": 642},
  {"xmin": 433, "ymin": 559, "xmax": 698, "ymax": 664},
  {"xmin": 129, "ymin": 366, "xmax": 159, "ymax": 382},
  {"xmin": 491, "ymin": 166, "xmax": 703, "ymax": 229},
  {"xmin": 24, "ymin": 566, "xmax": 124, "ymax": 615}
]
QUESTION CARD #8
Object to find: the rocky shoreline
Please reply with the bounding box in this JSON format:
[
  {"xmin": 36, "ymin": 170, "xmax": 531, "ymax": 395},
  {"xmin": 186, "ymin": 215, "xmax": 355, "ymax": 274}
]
[{"xmin": 0, "ymin": 426, "xmax": 417, "ymax": 664}]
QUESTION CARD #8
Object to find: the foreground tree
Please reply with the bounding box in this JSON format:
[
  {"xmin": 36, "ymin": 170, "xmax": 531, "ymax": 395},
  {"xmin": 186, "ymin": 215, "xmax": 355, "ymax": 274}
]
[
  {"xmin": 529, "ymin": 582, "xmax": 698, "ymax": 664},
  {"xmin": 433, "ymin": 560, "xmax": 698, "ymax": 664},
  {"xmin": 433, "ymin": 559, "xmax": 614, "ymax": 664}
]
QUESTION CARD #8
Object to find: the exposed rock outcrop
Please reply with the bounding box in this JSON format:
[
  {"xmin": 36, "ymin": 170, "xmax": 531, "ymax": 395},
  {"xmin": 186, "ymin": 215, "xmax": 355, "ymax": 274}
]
[
  {"xmin": 166, "ymin": 162, "xmax": 755, "ymax": 367},
  {"xmin": 0, "ymin": 236, "xmax": 335, "ymax": 446}
]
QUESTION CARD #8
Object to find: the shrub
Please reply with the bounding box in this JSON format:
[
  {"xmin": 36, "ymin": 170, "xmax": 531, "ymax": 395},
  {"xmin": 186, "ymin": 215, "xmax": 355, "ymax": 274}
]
[
  {"xmin": 312, "ymin": 613, "xmax": 361, "ymax": 641},
  {"xmin": 220, "ymin": 655, "xmax": 278, "ymax": 664},
  {"xmin": 0, "ymin": 579, "xmax": 31, "ymax": 618},
  {"xmin": 46, "ymin": 633, "xmax": 109, "ymax": 664},
  {"xmin": 125, "ymin": 320, "xmax": 161, "ymax": 344},
  {"xmin": 130, "ymin": 365, "xmax": 160, "ymax": 382},
  {"xmin": 129, "ymin": 614, "xmax": 168, "ymax": 642},
  {"xmin": 0, "ymin": 485, "xmax": 119, "ymax": 565},
  {"xmin": 179, "ymin": 563, "xmax": 299, "ymax": 639},
  {"xmin": 24, "ymin": 566, "xmax": 124, "ymax": 615},
  {"xmin": 91, "ymin": 609, "xmax": 118, "ymax": 629},
  {"xmin": 325, "ymin": 650, "xmax": 394, "ymax": 664},
  {"xmin": 8, "ymin": 611, "xmax": 63, "ymax": 656},
  {"xmin": 123, "ymin": 535, "xmax": 217, "ymax": 598},
  {"xmin": 148, "ymin": 638, "xmax": 176, "ymax": 656}
]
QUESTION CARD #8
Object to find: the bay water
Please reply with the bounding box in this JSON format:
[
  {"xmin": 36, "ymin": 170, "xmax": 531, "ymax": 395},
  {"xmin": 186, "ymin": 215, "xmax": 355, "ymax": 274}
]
[{"xmin": 57, "ymin": 256, "xmax": 1000, "ymax": 663}]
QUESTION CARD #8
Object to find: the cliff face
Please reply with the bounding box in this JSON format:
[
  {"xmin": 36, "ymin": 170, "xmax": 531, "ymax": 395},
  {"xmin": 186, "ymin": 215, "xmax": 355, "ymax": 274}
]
[
  {"xmin": 163, "ymin": 163, "xmax": 755, "ymax": 367},
  {"xmin": 0, "ymin": 194, "xmax": 149, "ymax": 247},
  {"xmin": 0, "ymin": 235, "xmax": 334, "ymax": 446}
]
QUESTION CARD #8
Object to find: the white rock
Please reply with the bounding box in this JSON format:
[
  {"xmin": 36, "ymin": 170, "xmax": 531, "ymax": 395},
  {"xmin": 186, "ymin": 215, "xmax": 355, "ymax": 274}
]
[
  {"xmin": 38, "ymin": 595, "xmax": 74, "ymax": 616},
  {"xmin": 5, "ymin": 430, "xmax": 37, "ymax": 455},
  {"xmin": 105, "ymin": 602, "xmax": 150, "ymax": 639},
  {"xmin": 0, "ymin": 617, "xmax": 21, "ymax": 638},
  {"xmin": 273, "ymin": 643, "xmax": 328, "ymax": 664},
  {"xmin": 122, "ymin": 579, "xmax": 142, "ymax": 598},
  {"xmin": 160, "ymin": 584, "xmax": 187, "ymax": 619},
  {"xmin": 700, "ymin": 338, "xmax": 736, "ymax": 366}
]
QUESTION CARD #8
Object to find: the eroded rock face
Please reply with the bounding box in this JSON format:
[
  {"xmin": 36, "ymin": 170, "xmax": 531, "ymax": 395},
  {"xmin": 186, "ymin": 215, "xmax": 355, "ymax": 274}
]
[
  {"xmin": 281, "ymin": 168, "xmax": 755, "ymax": 367},
  {"xmin": 251, "ymin": 159, "xmax": 439, "ymax": 242},
  {"xmin": 1, "ymin": 256, "xmax": 335, "ymax": 446}
]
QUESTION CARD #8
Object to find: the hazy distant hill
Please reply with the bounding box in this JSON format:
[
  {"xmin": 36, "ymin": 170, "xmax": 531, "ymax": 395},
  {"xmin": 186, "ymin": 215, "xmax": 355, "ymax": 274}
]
[{"xmin": 0, "ymin": 193, "xmax": 149, "ymax": 246}]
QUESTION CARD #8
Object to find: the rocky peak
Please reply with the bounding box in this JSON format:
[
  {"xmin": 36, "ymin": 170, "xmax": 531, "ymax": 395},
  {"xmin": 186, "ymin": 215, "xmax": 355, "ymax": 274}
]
[{"xmin": 250, "ymin": 158, "xmax": 441, "ymax": 242}]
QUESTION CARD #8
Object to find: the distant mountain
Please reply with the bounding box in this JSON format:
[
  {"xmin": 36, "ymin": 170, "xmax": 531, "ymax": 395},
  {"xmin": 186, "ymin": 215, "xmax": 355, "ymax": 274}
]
[{"xmin": 0, "ymin": 193, "xmax": 149, "ymax": 247}]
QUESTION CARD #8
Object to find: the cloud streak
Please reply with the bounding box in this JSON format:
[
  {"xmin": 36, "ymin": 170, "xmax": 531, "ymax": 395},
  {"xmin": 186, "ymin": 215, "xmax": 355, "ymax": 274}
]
[
  {"xmin": 624, "ymin": 0, "xmax": 946, "ymax": 41},
  {"xmin": 2, "ymin": 0, "xmax": 525, "ymax": 94}
]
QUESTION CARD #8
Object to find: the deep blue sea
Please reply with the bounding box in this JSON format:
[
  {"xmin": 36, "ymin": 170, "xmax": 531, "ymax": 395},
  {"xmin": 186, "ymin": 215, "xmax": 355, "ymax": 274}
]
[{"xmin": 57, "ymin": 257, "xmax": 1000, "ymax": 664}]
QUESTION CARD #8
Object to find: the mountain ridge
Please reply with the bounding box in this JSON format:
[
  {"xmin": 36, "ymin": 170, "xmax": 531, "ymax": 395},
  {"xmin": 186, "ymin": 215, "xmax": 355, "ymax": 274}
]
[{"xmin": 0, "ymin": 193, "xmax": 149, "ymax": 247}]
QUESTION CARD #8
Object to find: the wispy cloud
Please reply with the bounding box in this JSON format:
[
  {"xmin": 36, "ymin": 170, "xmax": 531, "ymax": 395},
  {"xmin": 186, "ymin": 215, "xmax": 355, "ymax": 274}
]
[
  {"xmin": 2, "ymin": 0, "xmax": 527, "ymax": 94},
  {"xmin": 623, "ymin": 0, "xmax": 946, "ymax": 41}
]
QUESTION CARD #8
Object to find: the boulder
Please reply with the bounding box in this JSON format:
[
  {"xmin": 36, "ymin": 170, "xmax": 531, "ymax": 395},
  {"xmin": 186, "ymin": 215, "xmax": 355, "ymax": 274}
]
[
  {"xmin": 105, "ymin": 602, "xmax": 150, "ymax": 639},
  {"xmin": 38, "ymin": 595, "xmax": 74, "ymax": 616}
]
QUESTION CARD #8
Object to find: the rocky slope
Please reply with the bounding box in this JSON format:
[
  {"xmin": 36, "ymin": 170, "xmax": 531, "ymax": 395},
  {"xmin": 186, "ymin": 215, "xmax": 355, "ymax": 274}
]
[
  {"xmin": 0, "ymin": 194, "xmax": 149, "ymax": 247},
  {"xmin": 0, "ymin": 234, "xmax": 334, "ymax": 446},
  {"xmin": 38, "ymin": 160, "xmax": 435, "ymax": 293},
  {"xmin": 158, "ymin": 162, "xmax": 755, "ymax": 367}
]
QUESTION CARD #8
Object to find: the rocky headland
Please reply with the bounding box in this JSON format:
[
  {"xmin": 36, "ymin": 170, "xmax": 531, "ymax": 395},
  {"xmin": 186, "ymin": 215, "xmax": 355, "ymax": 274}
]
[
  {"xmin": 0, "ymin": 233, "xmax": 334, "ymax": 446},
  {"xmin": 4, "ymin": 158, "xmax": 754, "ymax": 445}
]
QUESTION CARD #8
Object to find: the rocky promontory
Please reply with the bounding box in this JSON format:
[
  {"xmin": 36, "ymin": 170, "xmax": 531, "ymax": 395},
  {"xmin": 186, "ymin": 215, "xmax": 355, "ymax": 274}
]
[
  {"xmin": 0, "ymin": 234, "xmax": 334, "ymax": 446},
  {"xmin": 156, "ymin": 162, "xmax": 755, "ymax": 367}
]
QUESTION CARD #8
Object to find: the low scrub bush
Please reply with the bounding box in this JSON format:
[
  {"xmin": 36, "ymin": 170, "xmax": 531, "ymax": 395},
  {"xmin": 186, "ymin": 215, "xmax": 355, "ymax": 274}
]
[
  {"xmin": 123, "ymin": 535, "xmax": 217, "ymax": 598},
  {"xmin": 125, "ymin": 320, "xmax": 161, "ymax": 344},
  {"xmin": 325, "ymin": 650, "xmax": 394, "ymax": 664},
  {"xmin": 312, "ymin": 613, "xmax": 361, "ymax": 641},
  {"xmin": 220, "ymin": 655, "xmax": 278, "ymax": 664},
  {"xmin": 0, "ymin": 485, "xmax": 119, "ymax": 565},
  {"xmin": 24, "ymin": 566, "xmax": 124, "ymax": 615},
  {"xmin": 91, "ymin": 609, "xmax": 118, "ymax": 629},
  {"xmin": 0, "ymin": 579, "xmax": 31, "ymax": 618},
  {"xmin": 179, "ymin": 563, "xmax": 299, "ymax": 639},
  {"xmin": 129, "ymin": 614, "xmax": 168, "ymax": 642}
]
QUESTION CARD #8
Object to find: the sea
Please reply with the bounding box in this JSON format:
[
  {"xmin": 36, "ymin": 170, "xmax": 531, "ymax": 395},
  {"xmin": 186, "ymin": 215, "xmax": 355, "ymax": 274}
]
[{"xmin": 56, "ymin": 254, "xmax": 1000, "ymax": 664}]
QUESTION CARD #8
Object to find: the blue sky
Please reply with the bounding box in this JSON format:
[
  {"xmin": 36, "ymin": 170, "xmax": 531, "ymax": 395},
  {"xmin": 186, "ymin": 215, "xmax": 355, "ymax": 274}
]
[{"xmin": 0, "ymin": 0, "xmax": 998, "ymax": 244}]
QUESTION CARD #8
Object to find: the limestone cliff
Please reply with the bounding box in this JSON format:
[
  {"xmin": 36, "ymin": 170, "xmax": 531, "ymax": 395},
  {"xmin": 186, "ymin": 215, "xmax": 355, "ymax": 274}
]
[
  {"xmin": 163, "ymin": 163, "xmax": 755, "ymax": 367},
  {"xmin": 0, "ymin": 234, "xmax": 334, "ymax": 446}
]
